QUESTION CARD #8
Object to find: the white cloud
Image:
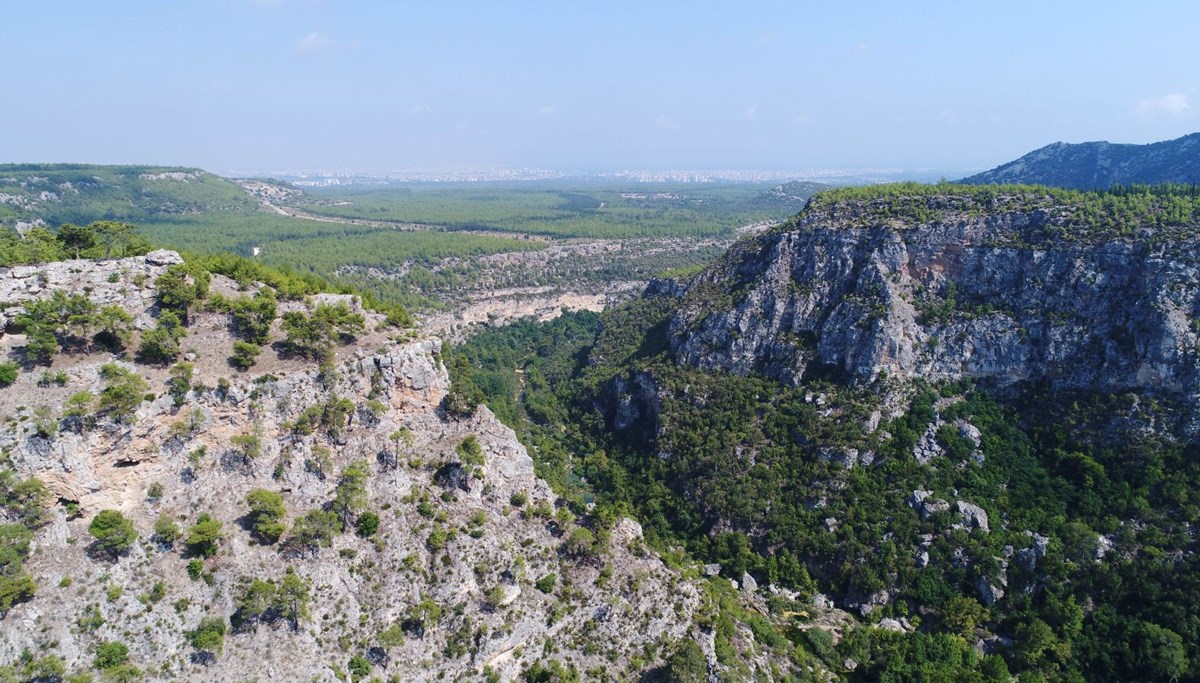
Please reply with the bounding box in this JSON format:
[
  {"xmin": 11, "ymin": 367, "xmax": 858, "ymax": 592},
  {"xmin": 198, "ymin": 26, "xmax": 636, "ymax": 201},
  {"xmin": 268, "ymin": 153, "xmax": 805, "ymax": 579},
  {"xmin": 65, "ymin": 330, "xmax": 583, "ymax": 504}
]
[
  {"xmin": 296, "ymin": 31, "xmax": 331, "ymax": 52},
  {"xmin": 744, "ymin": 104, "xmax": 758, "ymax": 120},
  {"xmin": 793, "ymin": 114, "xmax": 812, "ymax": 125},
  {"xmin": 1138, "ymin": 93, "xmax": 1191, "ymax": 115},
  {"xmin": 408, "ymin": 104, "xmax": 432, "ymax": 115},
  {"xmin": 938, "ymin": 109, "xmax": 958, "ymax": 124},
  {"xmin": 535, "ymin": 106, "xmax": 557, "ymax": 118}
]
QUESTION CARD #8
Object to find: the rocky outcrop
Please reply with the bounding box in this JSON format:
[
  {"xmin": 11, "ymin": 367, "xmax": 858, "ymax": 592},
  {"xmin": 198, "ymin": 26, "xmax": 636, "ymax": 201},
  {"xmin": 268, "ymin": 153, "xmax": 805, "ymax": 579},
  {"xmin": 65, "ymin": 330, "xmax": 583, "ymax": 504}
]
[
  {"xmin": 669, "ymin": 191, "xmax": 1200, "ymax": 439},
  {"xmin": 0, "ymin": 250, "xmax": 183, "ymax": 330}
]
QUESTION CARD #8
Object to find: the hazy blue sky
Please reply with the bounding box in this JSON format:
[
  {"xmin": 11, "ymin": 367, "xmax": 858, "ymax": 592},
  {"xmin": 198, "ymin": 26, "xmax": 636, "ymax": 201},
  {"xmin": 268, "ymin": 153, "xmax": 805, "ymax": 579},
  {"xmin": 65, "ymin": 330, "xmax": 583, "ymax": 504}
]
[{"xmin": 3, "ymin": 1, "xmax": 1198, "ymax": 174}]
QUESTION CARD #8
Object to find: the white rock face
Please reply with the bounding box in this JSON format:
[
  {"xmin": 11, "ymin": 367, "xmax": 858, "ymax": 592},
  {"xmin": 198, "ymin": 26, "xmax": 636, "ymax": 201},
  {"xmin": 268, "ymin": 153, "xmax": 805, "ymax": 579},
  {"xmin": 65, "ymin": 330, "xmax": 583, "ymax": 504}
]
[{"xmin": 669, "ymin": 200, "xmax": 1200, "ymax": 440}]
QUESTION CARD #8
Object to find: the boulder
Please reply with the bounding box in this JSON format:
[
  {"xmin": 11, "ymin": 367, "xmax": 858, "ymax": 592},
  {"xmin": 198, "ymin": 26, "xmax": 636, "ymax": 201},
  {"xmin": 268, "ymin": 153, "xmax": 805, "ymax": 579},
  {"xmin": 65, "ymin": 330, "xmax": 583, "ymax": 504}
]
[{"xmin": 957, "ymin": 501, "xmax": 990, "ymax": 532}]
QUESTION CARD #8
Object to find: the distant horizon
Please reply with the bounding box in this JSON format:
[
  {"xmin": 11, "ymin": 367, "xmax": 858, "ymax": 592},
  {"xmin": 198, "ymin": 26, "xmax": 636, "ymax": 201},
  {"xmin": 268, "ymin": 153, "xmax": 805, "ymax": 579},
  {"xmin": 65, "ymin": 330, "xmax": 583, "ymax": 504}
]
[
  {"xmin": 0, "ymin": 160, "xmax": 970, "ymax": 184},
  {"xmin": 6, "ymin": 127, "xmax": 1197, "ymax": 183}
]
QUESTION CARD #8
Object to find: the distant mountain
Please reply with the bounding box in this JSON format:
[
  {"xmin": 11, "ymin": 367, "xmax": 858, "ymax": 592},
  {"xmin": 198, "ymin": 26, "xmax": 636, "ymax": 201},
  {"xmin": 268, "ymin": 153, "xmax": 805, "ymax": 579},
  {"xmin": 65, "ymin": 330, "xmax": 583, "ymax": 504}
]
[{"xmin": 959, "ymin": 132, "xmax": 1200, "ymax": 189}]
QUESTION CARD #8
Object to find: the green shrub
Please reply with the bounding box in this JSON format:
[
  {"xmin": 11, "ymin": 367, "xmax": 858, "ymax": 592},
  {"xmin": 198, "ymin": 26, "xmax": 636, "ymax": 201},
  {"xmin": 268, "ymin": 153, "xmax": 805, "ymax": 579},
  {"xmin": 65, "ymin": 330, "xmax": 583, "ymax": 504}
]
[
  {"xmin": 332, "ymin": 460, "xmax": 370, "ymax": 530},
  {"xmin": 186, "ymin": 615, "xmax": 227, "ymax": 654},
  {"xmin": 186, "ymin": 559, "xmax": 205, "ymax": 581},
  {"xmin": 564, "ymin": 527, "xmax": 597, "ymax": 558},
  {"xmin": 230, "ymin": 433, "xmax": 262, "ymax": 462},
  {"xmin": 136, "ymin": 310, "xmax": 185, "ymax": 364},
  {"xmin": 96, "ymin": 364, "xmax": 149, "ymax": 423},
  {"xmin": 377, "ymin": 624, "xmax": 405, "ymax": 648},
  {"xmin": 535, "ymin": 573, "xmax": 557, "ymax": 594},
  {"xmin": 664, "ymin": 638, "xmax": 707, "ymax": 683},
  {"xmin": 87, "ymin": 510, "xmax": 137, "ymax": 557},
  {"xmin": 522, "ymin": 660, "xmax": 579, "ymax": 682},
  {"xmin": 280, "ymin": 301, "xmax": 364, "ymax": 361},
  {"xmin": 402, "ymin": 599, "xmax": 442, "ymax": 637},
  {"xmin": 153, "ymin": 515, "xmax": 180, "ymax": 546},
  {"xmin": 456, "ymin": 435, "xmax": 485, "ymax": 466},
  {"xmin": 93, "ymin": 641, "xmax": 129, "ymax": 670},
  {"xmin": 347, "ymin": 655, "xmax": 371, "ymax": 681},
  {"xmin": 230, "ymin": 340, "xmax": 263, "ymax": 369},
  {"xmin": 246, "ymin": 489, "xmax": 287, "ymax": 544},
  {"xmin": 0, "ymin": 362, "xmax": 18, "ymax": 387},
  {"xmin": 285, "ymin": 509, "xmax": 339, "ymax": 555},
  {"xmin": 184, "ymin": 514, "xmax": 222, "ymax": 558},
  {"xmin": 355, "ymin": 511, "xmax": 380, "ymax": 538},
  {"xmin": 38, "ymin": 370, "xmax": 70, "ymax": 387},
  {"xmin": 166, "ymin": 362, "xmax": 193, "ymax": 407}
]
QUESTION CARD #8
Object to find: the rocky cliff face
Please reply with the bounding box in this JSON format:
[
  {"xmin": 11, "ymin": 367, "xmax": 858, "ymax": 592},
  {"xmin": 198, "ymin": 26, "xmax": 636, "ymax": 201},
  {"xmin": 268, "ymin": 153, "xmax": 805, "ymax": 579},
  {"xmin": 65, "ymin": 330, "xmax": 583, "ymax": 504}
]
[
  {"xmin": 669, "ymin": 191, "xmax": 1200, "ymax": 438},
  {"xmin": 0, "ymin": 254, "xmax": 715, "ymax": 682}
]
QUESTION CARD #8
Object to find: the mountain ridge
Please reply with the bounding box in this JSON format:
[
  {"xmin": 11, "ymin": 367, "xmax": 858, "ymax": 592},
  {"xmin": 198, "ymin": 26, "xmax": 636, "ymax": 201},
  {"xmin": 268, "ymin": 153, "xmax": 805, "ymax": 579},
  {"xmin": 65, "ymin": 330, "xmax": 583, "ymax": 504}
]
[{"xmin": 959, "ymin": 132, "xmax": 1200, "ymax": 188}]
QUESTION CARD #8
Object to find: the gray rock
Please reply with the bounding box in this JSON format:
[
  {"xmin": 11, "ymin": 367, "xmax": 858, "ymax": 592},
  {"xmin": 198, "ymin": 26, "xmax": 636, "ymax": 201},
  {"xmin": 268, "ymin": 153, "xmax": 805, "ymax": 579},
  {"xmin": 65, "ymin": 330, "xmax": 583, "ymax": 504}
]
[
  {"xmin": 612, "ymin": 373, "xmax": 660, "ymax": 432},
  {"xmin": 818, "ymin": 447, "xmax": 859, "ymax": 469},
  {"xmin": 667, "ymin": 201, "xmax": 1200, "ymax": 441},
  {"xmin": 144, "ymin": 249, "xmax": 184, "ymax": 266},
  {"xmin": 957, "ymin": 500, "xmax": 990, "ymax": 531},
  {"xmin": 913, "ymin": 422, "xmax": 945, "ymax": 464},
  {"xmin": 976, "ymin": 577, "xmax": 1006, "ymax": 605},
  {"xmin": 854, "ymin": 589, "xmax": 890, "ymax": 617},
  {"xmin": 975, "ymin": 634, "xmax": 1015, "ymax": 654},
  {"xmin": 955, "ymin": 420, "xmax": 982, "ymax": 448},
  {"xmin": 740, "ymin": 573, "xmax": 758, "ymax": 593},
  {"xmin": 907, "ymin": 489, "xmax": 931, "ymax": 509},
  {"xmin": 921, "ymin": 498, "xmax": 951, "ymax": 519}
]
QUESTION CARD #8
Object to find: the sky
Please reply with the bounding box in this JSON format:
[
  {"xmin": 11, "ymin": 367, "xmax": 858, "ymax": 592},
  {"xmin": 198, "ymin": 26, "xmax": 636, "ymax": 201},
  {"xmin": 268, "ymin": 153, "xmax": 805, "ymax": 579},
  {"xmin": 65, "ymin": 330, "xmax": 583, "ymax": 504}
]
[{"xmin": 2, "ymin": 1, "xmax": 1199, "ymax": 175}]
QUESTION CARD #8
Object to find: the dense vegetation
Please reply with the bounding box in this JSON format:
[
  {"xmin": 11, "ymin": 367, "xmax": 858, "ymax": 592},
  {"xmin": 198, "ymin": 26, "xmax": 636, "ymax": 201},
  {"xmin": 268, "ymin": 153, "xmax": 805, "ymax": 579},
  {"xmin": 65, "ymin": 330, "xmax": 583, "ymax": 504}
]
[
  {"xmin": 297, "ymin": 183, "xmax": 798, "ymax": 239},
  {"xmin": 803, "ymin": 181, "xmax": 1200, "ymax": 239},
  {"xmin": 449, "ymin": 293, "xmax": 1200, "ymax": 681}
]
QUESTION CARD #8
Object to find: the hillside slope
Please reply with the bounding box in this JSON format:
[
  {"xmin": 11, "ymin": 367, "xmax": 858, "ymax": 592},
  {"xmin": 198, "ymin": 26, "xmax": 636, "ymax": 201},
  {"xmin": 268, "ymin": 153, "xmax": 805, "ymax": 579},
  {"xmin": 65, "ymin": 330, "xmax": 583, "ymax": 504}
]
[
  {"xmin": 0, "ymin": 165, "xmax": 260, "ymax": 231},
  {"xmin": 959, "ymin": 132, "xmax": 1200, "ymax": 188},
  {"xmin": 0, "ymin": 251, "xmax": 827, "ymax": 682}
]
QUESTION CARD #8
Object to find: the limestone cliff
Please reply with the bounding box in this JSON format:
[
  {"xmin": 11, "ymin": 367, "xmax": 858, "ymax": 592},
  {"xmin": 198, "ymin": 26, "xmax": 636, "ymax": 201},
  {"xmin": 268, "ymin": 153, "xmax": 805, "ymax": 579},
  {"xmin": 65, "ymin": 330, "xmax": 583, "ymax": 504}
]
[
  {"xmin": 0, "ymin": 254, "xmax": 715, "ymax": 682},
  {"xmin": 669, "ymin": 188, "xmax": 1200, "ymax": 438}
]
